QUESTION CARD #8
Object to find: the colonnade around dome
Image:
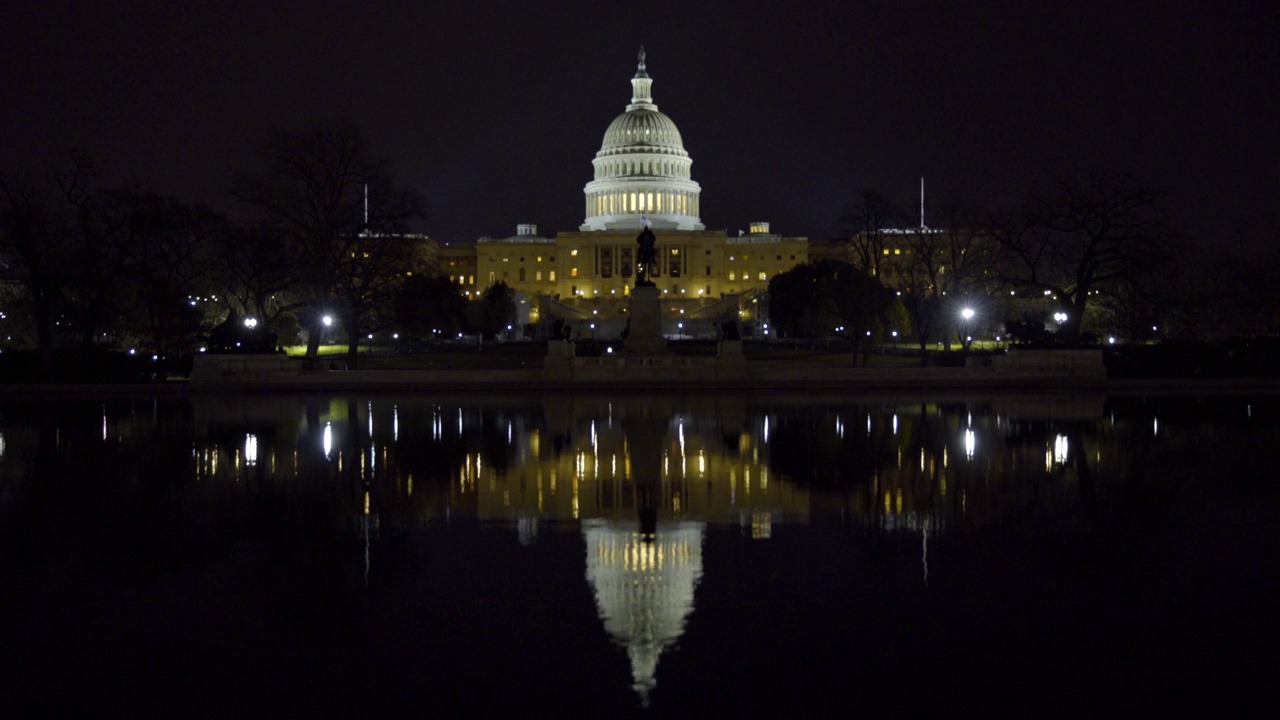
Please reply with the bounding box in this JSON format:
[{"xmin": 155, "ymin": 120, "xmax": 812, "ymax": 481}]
[{"xmin": 584, "ymin": 187, "xmax": 699, "ymax": 224}]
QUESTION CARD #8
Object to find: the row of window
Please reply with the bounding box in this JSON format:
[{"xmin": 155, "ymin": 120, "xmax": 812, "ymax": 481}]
[
  {"xmin": 480, "ymin": 250, "xmax": 797, "ymax": 264},
  {"xmin": 587, "ymin": 190, "xmax": 696, "ymax": 217},
  {"xmin": 471, "ymin": 269, "xmax": 771, "ymax": 286}
]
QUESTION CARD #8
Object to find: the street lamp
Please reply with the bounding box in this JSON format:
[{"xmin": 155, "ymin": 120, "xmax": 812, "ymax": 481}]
[{"xmin": 960, "ymin": 307, "xmax": 975, "ymax": 350}]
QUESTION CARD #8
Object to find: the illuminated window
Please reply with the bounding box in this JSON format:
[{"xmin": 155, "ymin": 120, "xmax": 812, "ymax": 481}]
[
  {"xmin": 729, "ymin": 271, "xmax": 736, "ymax": 281},
  {"xmin": 883, "ymin": 249, "xmax": 891, "ymax": 255},
  {"xmin": 571, "ymin": 267, "xmax": 578, "ymax": 277},
  {"xmin": 549, "ymin": 271, "xmax": 556, "ymax": 281},
  {"xmin": 894, "ymin": 248, "xmax": 901, "ymax": 255},
  {"xmin": 759, "ymin": 272, "xmax": 767, "ymax": 281},
  {"xmin": 536, "ymin": 256, "xmax": 543, "ymax": 262},
  {"xmin": 488, "ymin": 271, "xmax": 495, "ymax": 283},
  {"xmin": 469, "ymin": 275, "xmax": 475, "ymax": 285},
  {"xmin": 571, "ymin": 249, "xmax": 578, "ymax": 256},
  {"xmin": 536, "ymin": 271, "xmax": 543, "ymax": 281}
]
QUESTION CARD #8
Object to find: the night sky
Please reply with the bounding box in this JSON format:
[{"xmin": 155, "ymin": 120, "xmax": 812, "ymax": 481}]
[{"xmin": 3, "ymin": 1, "xmax": 1277, "ymax": 249}]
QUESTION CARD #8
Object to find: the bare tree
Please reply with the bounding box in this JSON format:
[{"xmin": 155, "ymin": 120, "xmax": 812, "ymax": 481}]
[
  {"xmin": 332, "ymin": 232, "xmax": 421, "ymax": 363},
  {"xmin": 899, "ymin": 205, "xmax": 996, "ymax": 357},
  {"xmin": 124, "ymin": 194, "xmax": 224, "ymax": 355},
  {"xmin": 0, "ymin": 174, "xmax": 68, "ymax": 375},
  {"xmin": 233, "ymin": 124, "xmax": 428, "ymax": 361},
  {"xmin": 842, "ymin": 188, "xmax": 903, "ymax": 280},
  {"xmin": 993, "ymin": 172, "xmax": 1173, "ymax": 340},
  {"xmin": 207, "ymin": 221, "xmax": 302, "ymax": 333},
  {"xmin": 51, "ymin": 155, "xmax": 155, "ymax": 349}
]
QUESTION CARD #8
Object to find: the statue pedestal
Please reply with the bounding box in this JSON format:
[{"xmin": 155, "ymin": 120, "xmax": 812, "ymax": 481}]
[
  {"xmin": 624, "ymin": 285, "xmax": 669, "ymax": 356},
  {"xmin": 543, "ymin": 339, "xmax": 575, "ymax": 379}
]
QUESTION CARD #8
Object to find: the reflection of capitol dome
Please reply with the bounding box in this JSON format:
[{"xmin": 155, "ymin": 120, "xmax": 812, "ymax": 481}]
[
  {"xmin": 580, "ymin": 47, "xmax": 705, "ymax": 232},
  {"xmin": 583, "ymin": 519, "xmax": 705, "ymax": 704}
]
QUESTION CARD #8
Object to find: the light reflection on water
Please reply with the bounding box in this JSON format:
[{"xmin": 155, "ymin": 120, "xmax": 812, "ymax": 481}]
[{"xmin": 0, "ymin": 392, "xmax": 1277, "ymax": 712}]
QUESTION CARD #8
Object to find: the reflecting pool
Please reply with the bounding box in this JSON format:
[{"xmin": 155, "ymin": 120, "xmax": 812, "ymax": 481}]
[{"xmin": 1, "ymin": 392, "xmax": 1277, "ymax": 713}]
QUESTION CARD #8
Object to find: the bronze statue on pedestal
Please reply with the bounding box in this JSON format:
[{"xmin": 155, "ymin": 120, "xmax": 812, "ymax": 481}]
[{"xmin": 636, "ymin": 219, "xmax": 656, "ymax": 287}]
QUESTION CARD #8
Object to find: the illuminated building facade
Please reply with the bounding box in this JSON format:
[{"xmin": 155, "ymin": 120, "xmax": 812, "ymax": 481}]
[{"xmin": 440, "ymin": 50, "xmax": 809, "ymax": 330}]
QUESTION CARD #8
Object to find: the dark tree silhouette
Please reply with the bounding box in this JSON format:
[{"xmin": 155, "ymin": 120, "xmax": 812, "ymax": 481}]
[
  {"xmin": 899, "ymin": 206, "xmax": 997, "ymax": 358},
  {"xmin": 842, "ymin": 188, "xmax": 904, "ymax": 281},
  {"xmin": 478, "ymin": 281, "xmax": 518, "ymax": 340},
  {"xmin": 768, "ymin": 260, "xmax": 903, "ymax": 365},
  {"xmin": 0, "ymin": 173, "xmax": 67, "ymax": 375},
  {"xmin": 992, "ymin": 172, "xmax": 1174, "ymax": 340},
  {"xmin": 232, "ymin": 123, "xmax": 428, "ymax": 361},
  {"xmin": 394, "ymin": 274, "xmax": 466, "ymax": 339}
]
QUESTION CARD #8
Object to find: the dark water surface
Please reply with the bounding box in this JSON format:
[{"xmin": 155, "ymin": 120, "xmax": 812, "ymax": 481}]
[{"xmin": 1, "ymin": 392, "xmax": 1277, "ymax": 713}]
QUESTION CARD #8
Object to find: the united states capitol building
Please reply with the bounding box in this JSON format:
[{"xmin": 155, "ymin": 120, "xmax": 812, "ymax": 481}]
[{"xmin": 437, "ymin": 48, "xmax": 812, "ymax": 338}]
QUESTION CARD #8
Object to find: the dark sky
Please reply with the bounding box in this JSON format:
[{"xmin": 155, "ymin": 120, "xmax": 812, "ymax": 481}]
[{"xmin": 3, "ymin": 1, "xmax": 1277, "ymax": 249}]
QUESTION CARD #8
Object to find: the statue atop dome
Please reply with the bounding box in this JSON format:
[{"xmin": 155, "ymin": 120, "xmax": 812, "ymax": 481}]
[{"xmin": 636, "ymin": 45, "xmax": 648, "ymax": 78}]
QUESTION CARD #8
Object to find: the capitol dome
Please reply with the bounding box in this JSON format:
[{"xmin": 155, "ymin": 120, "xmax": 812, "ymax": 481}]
[
  {"xmin": 580, "ymin": 48, "xmax": 704, "ymax": 232},
  {"xmin": 599, "ymin": 110, "xmax": 685, "ymax": 154},
  {"xmin": 583, "ymin": 519, "xmax": 705, "ymax": 705}
]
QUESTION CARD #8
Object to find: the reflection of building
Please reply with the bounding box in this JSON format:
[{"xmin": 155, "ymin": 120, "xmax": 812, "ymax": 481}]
[
  {"xmin": 584, "ymin": 519, "xmax": 704, "ymax": 704},
  {"xmin": 435, "ymin": 50, "xmax": 808, "ymax": 334},
  {"xmin": 469, "ymin": 411, "xmax": 810, "ymax": 529}
]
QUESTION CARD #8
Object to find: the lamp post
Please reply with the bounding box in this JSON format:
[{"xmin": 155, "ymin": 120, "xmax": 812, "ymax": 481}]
[{"xmin": 960, "ymin": 307, "xmax": 975, "ymax": 351}]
